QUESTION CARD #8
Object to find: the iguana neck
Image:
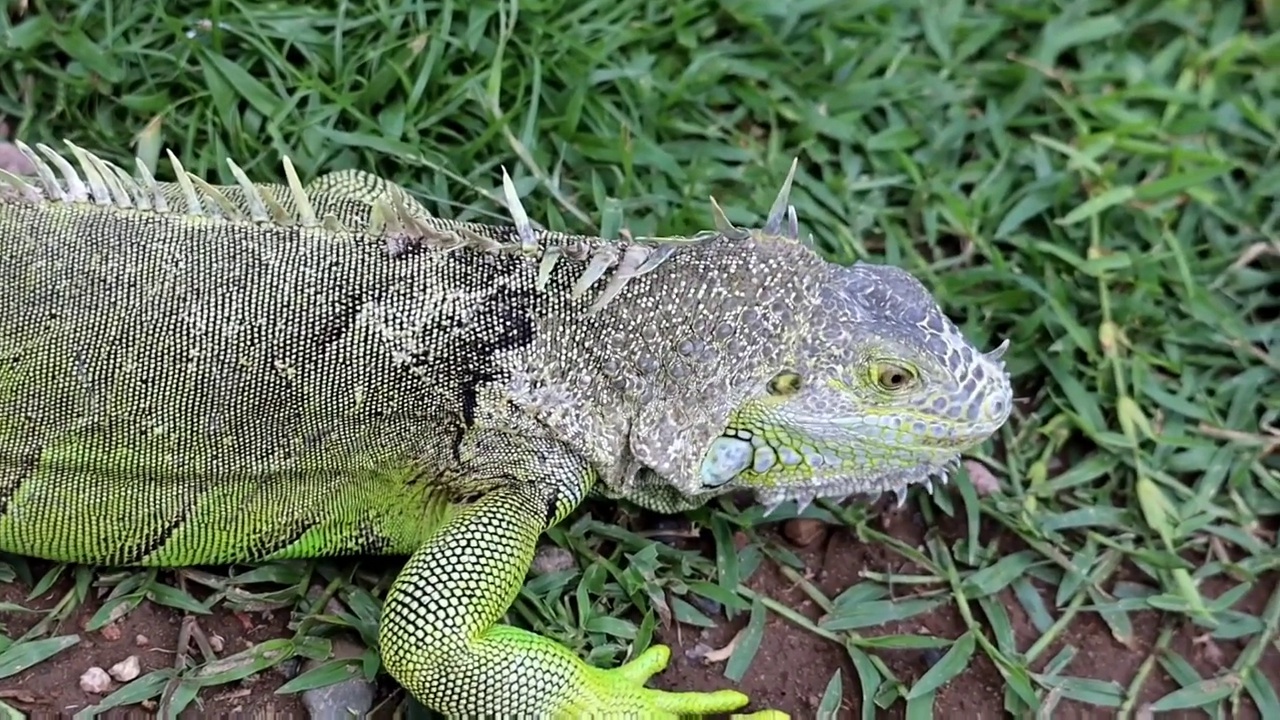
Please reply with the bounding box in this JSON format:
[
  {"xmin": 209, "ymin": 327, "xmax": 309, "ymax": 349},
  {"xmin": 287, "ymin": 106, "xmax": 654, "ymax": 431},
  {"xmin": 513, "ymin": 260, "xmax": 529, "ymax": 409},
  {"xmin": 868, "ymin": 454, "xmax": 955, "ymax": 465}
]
[{"xmin": 431, "ymin": 231, "xmax": 829, "ymax": 499}]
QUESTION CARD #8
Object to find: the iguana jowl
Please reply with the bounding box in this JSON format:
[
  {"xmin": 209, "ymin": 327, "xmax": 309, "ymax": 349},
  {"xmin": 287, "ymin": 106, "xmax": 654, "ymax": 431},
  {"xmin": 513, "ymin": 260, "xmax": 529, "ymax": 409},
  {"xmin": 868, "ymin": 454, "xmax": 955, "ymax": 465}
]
[{"xmin": 0, "ymin": 141, "xmax": 1013, "ymax": 718}]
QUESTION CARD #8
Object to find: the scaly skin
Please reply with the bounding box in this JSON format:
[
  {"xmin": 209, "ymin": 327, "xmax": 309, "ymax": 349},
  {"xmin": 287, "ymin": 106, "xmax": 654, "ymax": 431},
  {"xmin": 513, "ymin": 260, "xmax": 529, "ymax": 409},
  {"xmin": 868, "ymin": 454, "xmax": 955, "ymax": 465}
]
[{"xmin": 0, "ymin": 142, "xmax": 1012, "ymax": 718}]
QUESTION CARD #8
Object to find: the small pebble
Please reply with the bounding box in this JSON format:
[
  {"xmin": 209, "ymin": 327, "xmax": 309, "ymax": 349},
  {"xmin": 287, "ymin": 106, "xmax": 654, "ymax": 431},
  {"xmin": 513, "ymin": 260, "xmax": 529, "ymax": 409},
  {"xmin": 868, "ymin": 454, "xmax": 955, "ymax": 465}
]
[
  {"xmin": 922, "ymin": 647, "xmax": 946, "ymax": 667},
  {"xmin": 300, "ymin": 638, "xmax": 376, "ymax": 719},
  {"xmin": 529, "ymin": 545, "xmax": 576, "ymax": 576},
  {"xmin": 783, "ymin": 518, "xmax": 827, "ymax": 547},
  {"xmin": 108, "ymin": 655, "xmax": 141, "ymax": 682},
  {"xmin": 277, "ymin": 656, "xmax": 304, "ymax": 680},
  {"xmin": 79, "ymin": 667, "xmax": 112, "ymax": 694},
  {"xmin": 99, "ymin": 622, "xmax": 122, "ymax": 642},
  {"xmin": 964, "ymin": 459, "xmax": 1001, "ymax": 495},
  {"xmin": 648, "ymin": 516, "xmax": 693, "ymax": 543},
  {"xmin": 688, "ymin": 595, "xmax": 723, "ymax": 618},
  {"xmin": 134, "ymin": 634, "xmax": 149, "ymax": 647},
  {"xmin": 684, "ymin": 642, "xmax": 713, "ymax": 661}
]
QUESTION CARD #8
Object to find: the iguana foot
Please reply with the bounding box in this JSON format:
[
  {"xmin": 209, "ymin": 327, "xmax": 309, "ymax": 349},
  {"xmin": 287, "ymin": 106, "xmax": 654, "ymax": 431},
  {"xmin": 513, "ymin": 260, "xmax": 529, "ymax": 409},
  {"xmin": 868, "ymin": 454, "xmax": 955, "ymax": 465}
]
[
  {"xmin": 580, "ymin": 644, "xmax": 751, "ymax": 717},
  {"xmin": 378, "ymin": 433, "xmax": 782, "ymax": 717}
]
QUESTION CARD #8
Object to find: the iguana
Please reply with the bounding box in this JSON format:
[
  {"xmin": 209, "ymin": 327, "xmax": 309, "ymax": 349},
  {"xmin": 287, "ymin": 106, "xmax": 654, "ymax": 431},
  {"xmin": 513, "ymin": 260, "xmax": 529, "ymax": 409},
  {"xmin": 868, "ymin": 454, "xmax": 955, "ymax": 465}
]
[{"xmin": 0, "ymin": 140, "xmax": 1013, "ymax": 718}]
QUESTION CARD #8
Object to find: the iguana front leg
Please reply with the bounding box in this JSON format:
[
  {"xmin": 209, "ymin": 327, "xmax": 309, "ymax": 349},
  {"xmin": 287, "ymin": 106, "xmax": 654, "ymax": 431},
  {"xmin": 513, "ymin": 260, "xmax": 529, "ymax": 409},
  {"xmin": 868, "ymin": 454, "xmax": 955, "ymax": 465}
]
[{"xmin": 377, "ymin": 429, "xmax": 752, "ymax": 717}]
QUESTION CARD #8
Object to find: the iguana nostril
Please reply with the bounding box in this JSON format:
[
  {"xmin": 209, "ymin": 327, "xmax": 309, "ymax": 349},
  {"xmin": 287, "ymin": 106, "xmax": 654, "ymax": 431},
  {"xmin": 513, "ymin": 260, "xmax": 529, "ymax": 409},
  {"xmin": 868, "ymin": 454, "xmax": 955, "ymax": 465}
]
[{"xmin": 987, "ymin": 395, "xmax": 1008, "ymax": 419}]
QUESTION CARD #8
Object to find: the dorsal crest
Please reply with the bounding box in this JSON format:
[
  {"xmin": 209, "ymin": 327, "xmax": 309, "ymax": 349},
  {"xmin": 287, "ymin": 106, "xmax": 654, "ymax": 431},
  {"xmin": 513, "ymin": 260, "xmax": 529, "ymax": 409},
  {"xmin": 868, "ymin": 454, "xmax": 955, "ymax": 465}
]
[
  {"xmin": 0, "ymin": 140, "xmax": 820, "ymax": 314},
  {"xmin": 0, "ymin": 140, "xmax": 350, "ymax": 232}
]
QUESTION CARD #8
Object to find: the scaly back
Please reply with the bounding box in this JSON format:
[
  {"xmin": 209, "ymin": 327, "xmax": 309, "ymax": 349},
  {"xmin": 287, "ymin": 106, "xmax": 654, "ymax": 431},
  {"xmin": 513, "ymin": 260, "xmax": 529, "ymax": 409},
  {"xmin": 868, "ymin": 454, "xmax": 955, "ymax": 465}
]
[{"xmin": 0, "ymin": 142, "xmax": 830, "ymax": 505}]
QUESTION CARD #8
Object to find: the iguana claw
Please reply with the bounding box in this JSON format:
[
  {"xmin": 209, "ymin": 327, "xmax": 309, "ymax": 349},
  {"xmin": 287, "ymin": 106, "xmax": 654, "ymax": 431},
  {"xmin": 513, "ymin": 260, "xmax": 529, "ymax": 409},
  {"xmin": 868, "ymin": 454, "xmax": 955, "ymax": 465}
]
[
  {"xmin": 893, "ymin": 484, "xmax": 909, "ymax": 507},
  {"xmin": 582, "ymin": 644, "xmax": 757, "ymax": 717}
]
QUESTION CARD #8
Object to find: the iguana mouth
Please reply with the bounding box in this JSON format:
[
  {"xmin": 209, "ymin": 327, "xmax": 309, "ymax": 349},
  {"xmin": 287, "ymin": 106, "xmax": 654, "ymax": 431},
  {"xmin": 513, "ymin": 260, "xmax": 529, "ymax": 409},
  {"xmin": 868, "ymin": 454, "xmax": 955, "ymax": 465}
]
[
  {"xmin": 750, "ymin": 456, "xmax": 962, "ymax": 517},
  {"xmin": 699, "ymin": 422, "xmax": 975, "ymax": 488}
]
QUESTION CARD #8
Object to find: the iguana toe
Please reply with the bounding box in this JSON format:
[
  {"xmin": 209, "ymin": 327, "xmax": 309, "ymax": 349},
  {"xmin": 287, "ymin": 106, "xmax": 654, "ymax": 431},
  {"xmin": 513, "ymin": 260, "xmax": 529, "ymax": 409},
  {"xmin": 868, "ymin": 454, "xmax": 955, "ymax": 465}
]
[{"xmin": 584, "ymin": 644, "xmax": 751, "ymax": 717}]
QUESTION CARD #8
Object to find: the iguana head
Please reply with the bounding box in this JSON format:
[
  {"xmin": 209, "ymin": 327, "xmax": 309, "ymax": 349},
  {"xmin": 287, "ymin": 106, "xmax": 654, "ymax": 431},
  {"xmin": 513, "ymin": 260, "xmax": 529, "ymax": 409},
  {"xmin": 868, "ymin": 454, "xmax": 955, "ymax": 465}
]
[
  {"xmin": 697, "ymin": 260, "xmax": 1012, "ymax": 512},
  {"xmin": 690, "ymin": 165, "xmax": 1013, "ymax": 513},
  {"xmin": 484, "ymin": 155, "xmax": 1011, "ymax": 515}
]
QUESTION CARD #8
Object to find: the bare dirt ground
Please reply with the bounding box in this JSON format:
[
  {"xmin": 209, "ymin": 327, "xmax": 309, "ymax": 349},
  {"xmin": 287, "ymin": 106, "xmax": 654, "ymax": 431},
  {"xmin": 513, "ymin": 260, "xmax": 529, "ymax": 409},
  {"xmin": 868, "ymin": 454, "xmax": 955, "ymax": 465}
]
[
  {"xmin": 652, "ymin": 507, "xmax": 1280, "ymax": 719},
  {"xmin": 2, "ymin": 503, "xmax": 1275, "ymax": 718}
]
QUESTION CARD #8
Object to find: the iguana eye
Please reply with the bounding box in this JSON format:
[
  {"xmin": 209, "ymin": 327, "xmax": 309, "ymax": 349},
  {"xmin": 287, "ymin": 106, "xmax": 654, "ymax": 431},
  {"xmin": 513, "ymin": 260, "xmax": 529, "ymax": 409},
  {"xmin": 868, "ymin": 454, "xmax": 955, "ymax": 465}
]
[
  {"xmin": 767, "ymin": 371, "xmax": 803, "ymax": 396},
  {"xmin": 875, "ymin": 363, "xmax": 914, "ymax": 391}
]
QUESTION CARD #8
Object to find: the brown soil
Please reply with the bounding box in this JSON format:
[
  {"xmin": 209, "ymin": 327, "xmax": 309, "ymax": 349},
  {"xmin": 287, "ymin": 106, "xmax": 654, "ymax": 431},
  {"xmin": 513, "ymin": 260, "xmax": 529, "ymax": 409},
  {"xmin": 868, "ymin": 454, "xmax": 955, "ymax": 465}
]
[
  {"xmin": 0, "ymin": 578, "xmax": 309, "ymax": 717},
  {"xmin": 1, "ymin": 502, "xmax": 1277, "ymax": 718},
  {"xmin": 655, "ymin": 506, "xmax": 1280, "ymax": 719}
]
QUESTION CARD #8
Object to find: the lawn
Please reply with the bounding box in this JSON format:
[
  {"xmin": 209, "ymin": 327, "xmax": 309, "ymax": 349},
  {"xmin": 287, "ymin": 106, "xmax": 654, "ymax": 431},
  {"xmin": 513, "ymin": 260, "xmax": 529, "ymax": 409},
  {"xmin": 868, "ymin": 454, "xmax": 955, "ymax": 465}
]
[{"xmin": 1, "ymin": 0, "xmax": 1277, "ymax": 717}]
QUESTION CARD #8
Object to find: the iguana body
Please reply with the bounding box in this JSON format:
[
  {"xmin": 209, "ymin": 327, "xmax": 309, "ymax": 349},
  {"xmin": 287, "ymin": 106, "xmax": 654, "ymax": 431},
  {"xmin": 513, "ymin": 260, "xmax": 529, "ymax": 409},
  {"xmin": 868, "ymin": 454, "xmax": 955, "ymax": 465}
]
[{"xmin": 0, "ymin": 141, "xmax": 1013, "ymax": 717}]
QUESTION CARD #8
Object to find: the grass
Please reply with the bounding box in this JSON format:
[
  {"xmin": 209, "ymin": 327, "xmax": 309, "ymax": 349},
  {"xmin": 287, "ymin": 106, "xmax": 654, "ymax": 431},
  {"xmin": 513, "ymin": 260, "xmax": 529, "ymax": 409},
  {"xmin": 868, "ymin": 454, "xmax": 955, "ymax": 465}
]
[{"xmin": 1, "ymin": 0, "xmax": 1278, "ymax": 717}]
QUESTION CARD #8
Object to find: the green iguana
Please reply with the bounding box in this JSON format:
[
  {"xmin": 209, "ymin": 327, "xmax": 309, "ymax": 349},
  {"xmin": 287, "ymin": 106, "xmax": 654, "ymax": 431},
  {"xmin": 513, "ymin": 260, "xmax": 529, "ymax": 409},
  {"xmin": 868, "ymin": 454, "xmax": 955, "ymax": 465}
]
[{"xmin": 0, "ymin": 140, "xmax": 1013, "ymax": 718}]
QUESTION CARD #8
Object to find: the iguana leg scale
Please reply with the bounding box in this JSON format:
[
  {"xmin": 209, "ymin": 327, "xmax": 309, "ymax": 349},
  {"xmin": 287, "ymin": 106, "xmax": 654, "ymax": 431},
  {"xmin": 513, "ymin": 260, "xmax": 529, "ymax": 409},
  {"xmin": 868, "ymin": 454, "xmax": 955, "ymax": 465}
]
[{"xmin": 378, "ymin": 431, "xmax": 752, "ymax": 717}]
